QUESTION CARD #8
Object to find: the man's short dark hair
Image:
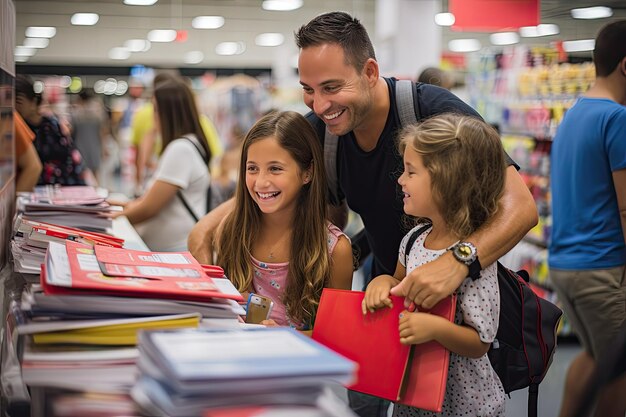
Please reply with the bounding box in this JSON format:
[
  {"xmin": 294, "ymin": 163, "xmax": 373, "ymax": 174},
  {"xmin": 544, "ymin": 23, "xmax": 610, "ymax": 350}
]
[
  {"xmin": 295, "ymin": 11, "xmax": 376, "ymax": 72},
  {"xmin": 593, "ymin": 20, "xmax": 626, "ymax": 77}
]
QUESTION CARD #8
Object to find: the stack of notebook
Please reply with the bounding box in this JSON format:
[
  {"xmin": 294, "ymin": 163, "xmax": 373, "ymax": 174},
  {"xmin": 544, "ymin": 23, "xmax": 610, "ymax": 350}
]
[{"xmin": 131, "ymin": 327, "xmax": 357, "ymax": 417}]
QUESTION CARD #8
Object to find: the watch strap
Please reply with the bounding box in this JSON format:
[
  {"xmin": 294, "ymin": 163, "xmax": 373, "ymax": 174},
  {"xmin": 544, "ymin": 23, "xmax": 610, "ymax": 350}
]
[{"xmin": 468, "ymin": 258, "xmax": 482, "ymax": 280}]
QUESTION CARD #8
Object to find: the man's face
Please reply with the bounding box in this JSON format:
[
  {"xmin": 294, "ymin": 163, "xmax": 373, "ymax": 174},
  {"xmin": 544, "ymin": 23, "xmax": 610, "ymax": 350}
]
[{"xmin": 298, "ymin": 43, "xmax": 373, "ymax": 136}]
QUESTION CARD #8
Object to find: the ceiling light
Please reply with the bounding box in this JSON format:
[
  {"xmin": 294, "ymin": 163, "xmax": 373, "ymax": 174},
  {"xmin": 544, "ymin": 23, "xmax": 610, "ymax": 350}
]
[
  {"xmin": 115, "ymin": 81, "xmax": 129, "ymax": 96},
  {"xmin": 108, "ymin": 47, "xmax": 131, "ymax": 60},
  {"xmin": 262, "ymin": 0, "xmax": 303, "ymax": 11},
  {"xmin": 571, "ymin": 6, "xmax": 612, "ymax": 19},
  {"xmin": 448, "ymin": 39, "xmax": 481, "ymax": 53},
  {"xmin": 25, "ymin": 26, "xmax": 56, "ymax": 38},
  {"xmin": 184, "ymin": 51, "xmax": 204, "ymax": 64},
  {"xmin": 71, "ymin": 13, "xmax": 99, "ymax": 26},
  {"xmin": 192, "ymin": 16, "xmax": 225, "ymax": 29},
  {"xmin": 33, "ymin": 81, "xmax": 44, "ymax": 94},
  {"xmin": 490, "ymin": 32, "xmax": 519, "ymax": 46},
  {"xmin": 124, "ymin": 0, "xmax": 158, "ymax": 5},
  {"xmin": 215, "ymin": 41, "xmax": 246, "ymax": 56},
  {"xmin": 255, "ymin": 33, "xmax": 284, "ymax": 47},
  {"xmin": 15, "ymin": 56, "xmax": 30, "ymax": 63},
  {"xmin": 23, "ymin": 38, "xmax": 49, "ymax": 48},
  {"xmin": 519, "ymin": 23, "xmax": 559, "ymax": 38},
  {"xmin": 434, "ymin": 13, "xmax": 455, "ymax": 26},
  {"xmin": 563, "ymin": 39, "xmax": 595, "ymax": 52},
  {"xmin": 148, "ymin": 29, "xmax": 177, "ymax": 42},
  {"xmin": 124, "ymin": 39, "xmax": 151, "ymax": 52},
  {"xmin": 14, "ymin": 46, "xmax": 36, "ymax": 57}
]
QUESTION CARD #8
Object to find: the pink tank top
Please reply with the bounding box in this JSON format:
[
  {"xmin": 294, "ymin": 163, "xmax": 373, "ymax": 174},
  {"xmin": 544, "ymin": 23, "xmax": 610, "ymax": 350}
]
[{"xmin": 251, "ymin": 223, "xmax": 346, "ymax": 329}]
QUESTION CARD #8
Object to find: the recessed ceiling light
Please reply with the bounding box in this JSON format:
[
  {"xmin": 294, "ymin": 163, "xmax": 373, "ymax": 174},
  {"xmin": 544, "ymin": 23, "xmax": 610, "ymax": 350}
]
[
  {"xmin": 255, "ymin": 33, "xmax": 284, "ymax": 47},
  {"xmin": 519, "ymin": 24, "xmax": 559, "ymax": 37},
  {"xmin": 215, "ymin": 42, "xmax": 246, "ymax": 56},
  {"xmin": 490, "ymin": 32, "xmax": 519, "ymax": 46},
  {"xmin": 184, "ymin": 51, "xmax": 204, "ymax": 64},
  {"xmin": 33, "ymin": 81, "xmax": 44, "ymax": 94},
  {"xmin": 124, "ymin": 39, "xmax": 151, "ymax": 52},
  {"xmin": 124, "ymin": 0, "xmax": 158, "ymax": 5},
  {"xmin": 148, "ymin": 29, "xmax": 177, "ymax": 42},
  {"xmin": 23, "ymin": 38, "xmax": 49, "ymax": 48},
  {"xmin": 192, "ymin": 16, "xmax": 225, "ymax": 29},
  {"xmin": 434, "ymin": 13, "xmax": 455, "ymax": 27},
  {"xmin": 15, "ymin": 46, "xmax": 36, "ymax": 57},
  {"xmin": 71, "ymin": 13, "xmax": 99, "ymax": 26},
  {"xmin": 115, "ymin": 81, "xmax": 129, "ymax": 96},
  {"xmin": 563, "ymin": 39, "xmax": 595, "ymax": 52},
  {"xmin": 15, "ymin": 55, "xmax": 30, "ymax": 63},
  {"xmin": 108, "ymin": 47, "xmax": 131, "ymax": 60},
  {"xmin": 571, "ymin": 6, "xmax": 612, "ymax": 19},
  {"xmin": 262, "ymin": 0, "xmax": 302, "ymax": 11},
  {"xmin": 25, "ymin": 26, "xmax": 56, "ymax": 38},
  {"xmin": 448, "ymin": 39, "xmax": 481, "ymax": 53}
]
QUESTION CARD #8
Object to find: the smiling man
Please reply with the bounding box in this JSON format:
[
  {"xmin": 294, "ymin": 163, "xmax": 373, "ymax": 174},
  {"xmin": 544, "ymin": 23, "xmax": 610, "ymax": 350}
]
[{"xmin": 295, "ymin": 12, "xmax": 538, "ymax": 416}]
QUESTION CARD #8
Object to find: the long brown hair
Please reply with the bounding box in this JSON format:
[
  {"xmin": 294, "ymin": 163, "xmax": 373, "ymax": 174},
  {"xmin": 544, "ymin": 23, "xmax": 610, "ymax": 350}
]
[
  {"xmin": 153, "ymin": 80, "xmax": 211, "ymax": 164},
  {"xmin": 399, "ymin": 114, "xmax": 506, "ymax": 239},
  {"xmin": 216, "ymin": 111, "xmax": 329, "ymax": 325}
]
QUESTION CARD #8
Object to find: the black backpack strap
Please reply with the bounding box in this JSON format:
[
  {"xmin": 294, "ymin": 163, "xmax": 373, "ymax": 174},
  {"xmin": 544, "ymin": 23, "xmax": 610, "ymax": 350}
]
[
  {"xmin": 177, "ymin": 191, "xmax": 199, "ymax": 222},
  {"xmin": 528, "ymin": 382, "xmax": 538, "ymax": 417},
  {"xmin": 404, "ymin": 223, "xmax": 432, "ymax": 266}
]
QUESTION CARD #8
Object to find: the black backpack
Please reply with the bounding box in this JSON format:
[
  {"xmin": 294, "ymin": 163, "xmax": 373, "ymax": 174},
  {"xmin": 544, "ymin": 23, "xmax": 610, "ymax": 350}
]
[{"xmin": 405, "ymin": 225, "xmax": 563, "ymax": 417}]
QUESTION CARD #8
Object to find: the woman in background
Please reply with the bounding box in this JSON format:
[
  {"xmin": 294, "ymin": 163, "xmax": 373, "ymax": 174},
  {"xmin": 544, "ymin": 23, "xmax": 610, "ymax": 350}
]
[{"xmin": 111, "ymin": 79, "xmax": 212, "ymax": 252}]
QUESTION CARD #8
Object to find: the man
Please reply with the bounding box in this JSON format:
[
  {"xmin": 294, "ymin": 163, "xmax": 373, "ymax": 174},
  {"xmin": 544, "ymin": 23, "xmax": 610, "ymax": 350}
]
[
  {"xmin": 189, "ymin": 11, "xmax": 536, "ymax": 416},
  {"xmin": 548, "ymin": 20, "xmax": 626, "ymax": 417}
]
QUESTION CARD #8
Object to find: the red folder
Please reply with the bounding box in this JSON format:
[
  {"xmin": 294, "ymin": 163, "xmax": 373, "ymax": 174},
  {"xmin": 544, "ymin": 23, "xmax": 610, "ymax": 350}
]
[
  {"xmin": 42, "ymin": 241, "xmax": 243, "ymax": 302},
  {"xmin": 312, "ymin": 289, "xmax": 456, "ymax": 412}
]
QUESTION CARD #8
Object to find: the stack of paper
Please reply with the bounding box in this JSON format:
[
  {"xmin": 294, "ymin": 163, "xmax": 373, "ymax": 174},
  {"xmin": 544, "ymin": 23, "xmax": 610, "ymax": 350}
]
[
  {"xmin": 17, "ymin": 185, "xmax": 118, "ymax": 233},
  {"xmin": 12, "ymin": 216, "xmax": 124, "ymax": 275},
  {"xmin": 131, "ymin": 328, "xmax": 357, "ymax": 417}
]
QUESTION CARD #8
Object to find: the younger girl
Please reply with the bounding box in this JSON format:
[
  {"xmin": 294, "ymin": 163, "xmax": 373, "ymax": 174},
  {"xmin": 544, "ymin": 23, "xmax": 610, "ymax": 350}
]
[
  {"xmin": 210, "ymin": 111, "xmax": 353, "ymax": 331},
  {"xmin": 112, "ymin": 79, "xmax": 211, "ymax": 252},
  {"xmin": 364, "ymin": 114, "xmax": 507, "ymax": 416}
]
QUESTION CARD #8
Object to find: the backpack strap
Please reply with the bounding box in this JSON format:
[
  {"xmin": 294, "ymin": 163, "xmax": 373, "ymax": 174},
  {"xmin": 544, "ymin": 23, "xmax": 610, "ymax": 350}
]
[
  {"xmin": 176, "ymin": 135, "xmax": 210, "ymax": 220},
  {"xmin": 395, "ymin": 79, "xmax": 419, "ymax": 126},
  {"xmin": 404, "ymin": 223, "xmax": 432, "ymax": 266},
  {"xmin": 177, "ymin": 191, "xmax": 199, "ymax": 222}
]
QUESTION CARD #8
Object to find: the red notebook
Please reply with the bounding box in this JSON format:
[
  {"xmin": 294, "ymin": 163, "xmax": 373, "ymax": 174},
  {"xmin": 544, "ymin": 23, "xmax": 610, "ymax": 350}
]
[
  {"xmin": 312, "ymin": 289, "xmax": 456, "ymax": 412},
  {"xmin": 42, "ymin": 241, "xmax": 243, "ymax": 303}
]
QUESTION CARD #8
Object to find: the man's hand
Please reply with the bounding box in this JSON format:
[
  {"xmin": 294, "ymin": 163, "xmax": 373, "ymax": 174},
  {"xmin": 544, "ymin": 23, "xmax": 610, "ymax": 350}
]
[
  {"xmin": 362, "ymin": 274, "xmax": 400, "ymax": 314},
  {"xmin": 390, "ymin": 251, "xmax": 466, "ymax": 309}
]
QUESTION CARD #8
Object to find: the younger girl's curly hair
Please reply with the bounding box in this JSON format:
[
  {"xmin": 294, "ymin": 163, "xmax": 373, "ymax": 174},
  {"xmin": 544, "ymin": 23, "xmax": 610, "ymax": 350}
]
[{"xmin": 399, "ymin": 113, "xmax": 507, "ymax": 239}]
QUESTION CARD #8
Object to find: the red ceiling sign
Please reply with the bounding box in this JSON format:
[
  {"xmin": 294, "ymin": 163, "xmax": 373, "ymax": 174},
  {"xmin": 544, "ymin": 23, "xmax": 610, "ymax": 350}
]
[{"xmin": 450, "ymin": 0, "xmax": 540, "ymax": 31}]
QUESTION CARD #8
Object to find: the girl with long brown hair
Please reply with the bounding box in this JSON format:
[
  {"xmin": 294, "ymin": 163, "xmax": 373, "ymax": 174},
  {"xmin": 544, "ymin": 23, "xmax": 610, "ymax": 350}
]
[{"xmin": 211, "ymin": 110, "xmax": 353, "ymax": 330}]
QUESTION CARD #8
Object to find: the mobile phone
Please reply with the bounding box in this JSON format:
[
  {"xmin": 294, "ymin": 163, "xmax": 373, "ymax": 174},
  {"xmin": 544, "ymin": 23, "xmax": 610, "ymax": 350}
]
[{"xmin": 245, "ymin": 293, "xmax": 274, "ymax": 324}]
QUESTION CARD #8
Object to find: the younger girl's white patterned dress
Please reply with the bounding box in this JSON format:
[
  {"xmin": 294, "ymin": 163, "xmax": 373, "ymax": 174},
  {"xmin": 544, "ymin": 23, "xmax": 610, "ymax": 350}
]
[{"xmin": 393, "ymin": 224, "xmax": 506, "ymax": 417}]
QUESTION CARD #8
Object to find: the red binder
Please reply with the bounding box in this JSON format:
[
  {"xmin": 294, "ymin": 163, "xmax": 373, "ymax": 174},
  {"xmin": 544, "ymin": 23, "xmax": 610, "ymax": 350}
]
[{"xmin": 312, "ymin": 289, "xmax": 456, "ymax": 412}]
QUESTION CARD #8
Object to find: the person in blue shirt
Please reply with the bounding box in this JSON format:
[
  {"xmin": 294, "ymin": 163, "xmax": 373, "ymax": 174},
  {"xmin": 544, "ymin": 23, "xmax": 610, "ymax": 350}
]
[{"xmin": 548, "ymin": 20, "xmax": 626, "ymax": 417}]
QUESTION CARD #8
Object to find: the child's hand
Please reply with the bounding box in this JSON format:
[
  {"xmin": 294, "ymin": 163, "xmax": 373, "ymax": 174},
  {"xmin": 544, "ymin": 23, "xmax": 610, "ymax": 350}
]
[
  {"xmin": 362, "ymin": 275, "xmax": 399, "ymax": 314},
  {"xmin": 398, "ymin": 311, "xmax": 442, "ymax": 345},
  {"xmin": 261, "ymin": 319, "xmax": 279, "ymax": 327}
]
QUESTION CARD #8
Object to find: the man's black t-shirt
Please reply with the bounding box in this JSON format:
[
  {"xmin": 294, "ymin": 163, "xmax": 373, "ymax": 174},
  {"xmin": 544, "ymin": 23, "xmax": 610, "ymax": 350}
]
[{"xmin": 306, "ymin": 77, "xmax": 511, "ymax": 280}]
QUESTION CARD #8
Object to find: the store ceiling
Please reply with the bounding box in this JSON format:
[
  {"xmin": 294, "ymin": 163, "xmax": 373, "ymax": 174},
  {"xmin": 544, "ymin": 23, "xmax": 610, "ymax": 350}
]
[{"xmin": 14, "ymin": 0, "xmax": 626, "ymax": 70}]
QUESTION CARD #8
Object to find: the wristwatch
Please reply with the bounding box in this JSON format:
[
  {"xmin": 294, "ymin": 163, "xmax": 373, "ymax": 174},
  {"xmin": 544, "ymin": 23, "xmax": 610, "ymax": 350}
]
[{"xmin": 450, "ymin": 242, "xmax": 482, "ymax": 280}]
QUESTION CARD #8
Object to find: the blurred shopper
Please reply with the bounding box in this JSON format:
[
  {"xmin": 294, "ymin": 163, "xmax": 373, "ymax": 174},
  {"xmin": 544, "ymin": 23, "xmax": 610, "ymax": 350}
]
[
  {"xmin": 15, "ymin": 75, "xmax": 88, "ymax": 186},
  {"xmin": 131, "ymin": 73, "xmax": 222, "ymax": 196},
  {"xmin": 548, "ymin": 20, "xmax": 626, "ymax": 417},
  {"xmin": 417, "ymin": 67, "xmax": 454, "ymax": 90},
  {"xmin": 13, "ymin": 111, "xmax": 42, "ymax": 192},
  {"xmin": 110, "ymin": 79, "xmax": 212, "ymax": 252},
  {"xmin": 70, "ymin": 89, "xmax": 107, "ymax": 182}
]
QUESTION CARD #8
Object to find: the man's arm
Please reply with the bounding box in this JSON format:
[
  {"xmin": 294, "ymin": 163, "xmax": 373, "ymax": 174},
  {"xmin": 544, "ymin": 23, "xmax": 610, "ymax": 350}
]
[
  {"xmin": 613, "ymin": 169, "xmax": 626, "ymax": 245},
  {"xmin": 390, "ymin": 166, "xmax": 538, "ymax": 309},
  {"xmin": 188, "ymin": 198, "xmax": 235, "ymax": 264}
]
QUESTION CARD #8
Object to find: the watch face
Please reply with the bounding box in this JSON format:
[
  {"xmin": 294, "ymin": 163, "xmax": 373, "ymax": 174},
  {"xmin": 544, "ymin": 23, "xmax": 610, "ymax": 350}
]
[
  {"xmin": 456, "ymin": 244, "xmax": 473, "ymax": 260},
  {"xmin": 454, "ymin": 242, "xmax": 477, "ymax": 263}
]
